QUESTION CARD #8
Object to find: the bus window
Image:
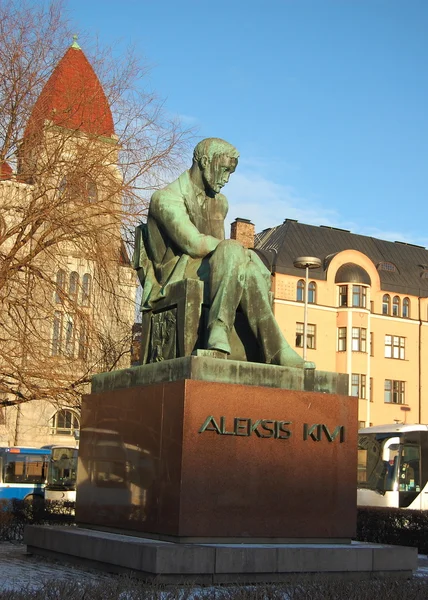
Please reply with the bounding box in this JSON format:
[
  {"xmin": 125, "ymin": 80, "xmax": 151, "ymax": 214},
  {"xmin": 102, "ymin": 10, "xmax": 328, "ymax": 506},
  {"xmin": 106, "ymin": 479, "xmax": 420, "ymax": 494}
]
[
  {"xmin": 48, "ymin": 448, "xmax": 77, "ymax": 488},
  {"xmin": 399, "ymin": 445, "xmax": 420, "ymax": 492},
  {"xmin": 4, "ymin": 454, "xmax": 47, "ymax": 484},
  {"xmin": 358, "ymin": 434, "xmax": 400, "ymax": 493}
]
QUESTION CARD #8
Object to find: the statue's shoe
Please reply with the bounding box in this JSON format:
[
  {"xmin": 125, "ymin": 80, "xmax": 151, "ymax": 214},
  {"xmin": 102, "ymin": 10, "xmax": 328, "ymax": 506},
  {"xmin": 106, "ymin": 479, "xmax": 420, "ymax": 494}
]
[{"xmin": 207, "ymin": 323, "xmax": 231, "ymax": 355}]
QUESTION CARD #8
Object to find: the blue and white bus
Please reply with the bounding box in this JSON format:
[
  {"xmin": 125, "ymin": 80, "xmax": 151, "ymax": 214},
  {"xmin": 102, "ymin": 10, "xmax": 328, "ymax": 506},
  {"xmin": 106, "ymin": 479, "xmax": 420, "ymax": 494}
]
[{"xmin": 0, "ymin": 447, "xmax": 51, "ymax": 502}]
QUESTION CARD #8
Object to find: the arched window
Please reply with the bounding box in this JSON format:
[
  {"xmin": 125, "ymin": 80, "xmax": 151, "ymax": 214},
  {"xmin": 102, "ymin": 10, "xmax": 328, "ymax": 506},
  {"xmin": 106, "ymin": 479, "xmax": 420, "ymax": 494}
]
[
  {"xmin": 392, "ymin": 296, "xmax": 400, "ymax": 317},
  {"xmin": 378, "ymin": 261, "xmax": 397, "ymax": 273},
  {"xmin": 51, "ymin": 410, "xmax": 79, "ymax": 436},
  {"xmin": 87, "ymin": 181, "xmax": 98, "ymax": 203},
  {"xmin": 55, "ymin": 269, "xmax": 66, "ymax": 303},
  {"xmin": 296, "ymin": 279, "xmax": 305, "ymax": 302},
  {"xmin": 81, "ymin": 273, "xmax": 91, "ymax": 306},
  {"xmin": 382, "ymin": 294, "xmax": 390, "ymax": 315},
  {"xmin": 403, "ymin": 297, "xmax": 410, "ymax": 318},
  {"xmin": 69, "ymin": 271, "xmax": 79, "ymax": 302},
  {"xmin": 308, "ymin": 281, "xmax": 316, "ymax": 304}
]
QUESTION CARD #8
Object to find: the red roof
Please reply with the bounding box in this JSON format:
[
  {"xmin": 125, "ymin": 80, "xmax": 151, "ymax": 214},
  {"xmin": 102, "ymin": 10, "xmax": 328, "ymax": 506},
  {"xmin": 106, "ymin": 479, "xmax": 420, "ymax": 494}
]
[
  {"xmin": 24, "ymin": 44, "xmax": 114, "ymax": 139},
  {"xmin": 0, "ymin": 162, "xmax": 13, "ymax": 180}
]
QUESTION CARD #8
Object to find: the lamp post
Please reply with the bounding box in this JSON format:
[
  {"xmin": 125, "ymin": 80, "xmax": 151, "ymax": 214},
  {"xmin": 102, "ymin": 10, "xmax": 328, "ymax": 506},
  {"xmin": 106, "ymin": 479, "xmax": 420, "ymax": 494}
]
[{"xmin": 293, "ymin": 256, "xmax": 322, "ymax": 361}]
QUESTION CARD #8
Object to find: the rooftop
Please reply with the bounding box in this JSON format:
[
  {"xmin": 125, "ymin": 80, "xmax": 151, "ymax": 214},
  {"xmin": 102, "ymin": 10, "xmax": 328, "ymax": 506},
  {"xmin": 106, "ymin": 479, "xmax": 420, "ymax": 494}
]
[
  {"xmin": 24, "ymin": 41, "xmax": 114, "ymax": 139},
  {"xmin": 255, "ymin": 219, "xmax": 428, "ymax": 297}
]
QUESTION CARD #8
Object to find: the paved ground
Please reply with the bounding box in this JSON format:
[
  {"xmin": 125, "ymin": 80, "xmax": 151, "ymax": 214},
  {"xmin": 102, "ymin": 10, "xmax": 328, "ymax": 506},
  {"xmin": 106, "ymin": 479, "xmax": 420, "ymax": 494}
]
[
  {"xmin": 0, "ymin": 542, "xmax": 114, "ymax": 591},
  {"xmin": 1, "ymin": 542, "xmax": 428, "ymax": 592}
]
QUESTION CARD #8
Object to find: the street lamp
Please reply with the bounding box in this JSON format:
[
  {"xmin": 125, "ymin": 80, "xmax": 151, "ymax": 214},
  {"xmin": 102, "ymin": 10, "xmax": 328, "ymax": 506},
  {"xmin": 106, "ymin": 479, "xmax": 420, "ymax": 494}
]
[{"xmin": 293, "ymin": 256, "xmax": 322, "ymax": 361}]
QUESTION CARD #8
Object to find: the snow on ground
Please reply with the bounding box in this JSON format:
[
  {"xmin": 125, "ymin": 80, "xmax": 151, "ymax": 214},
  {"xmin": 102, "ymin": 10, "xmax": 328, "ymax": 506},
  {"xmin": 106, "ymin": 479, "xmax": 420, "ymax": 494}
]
[{"xmin": 0, "ymin": 542, "xmax": 114, "ymax": 591}]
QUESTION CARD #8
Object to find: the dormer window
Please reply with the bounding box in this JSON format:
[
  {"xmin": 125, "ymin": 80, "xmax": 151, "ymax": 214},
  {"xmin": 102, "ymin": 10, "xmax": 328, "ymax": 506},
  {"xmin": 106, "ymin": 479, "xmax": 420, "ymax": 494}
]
[{"xmin": 378, "ymin": 262, "xmax": 397, "ymax": 273}]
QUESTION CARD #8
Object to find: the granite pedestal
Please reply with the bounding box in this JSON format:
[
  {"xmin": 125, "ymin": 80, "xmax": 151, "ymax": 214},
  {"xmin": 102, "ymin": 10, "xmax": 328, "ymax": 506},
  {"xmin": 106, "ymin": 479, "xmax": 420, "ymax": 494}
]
[
  {"xmin": 75, "ymin": 358, "xmax": 356, "ymax": 542},
  {"xmin": 25, "ymin": 358, "xmax": 418, "ymax": 580}
]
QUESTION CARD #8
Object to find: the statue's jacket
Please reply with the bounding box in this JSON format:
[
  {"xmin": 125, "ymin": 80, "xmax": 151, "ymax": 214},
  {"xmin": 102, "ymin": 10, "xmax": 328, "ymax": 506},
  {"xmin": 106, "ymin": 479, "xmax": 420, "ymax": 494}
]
[{"xmin": 133, "ymin": 170, "xmax": 228, "ymax": 311}]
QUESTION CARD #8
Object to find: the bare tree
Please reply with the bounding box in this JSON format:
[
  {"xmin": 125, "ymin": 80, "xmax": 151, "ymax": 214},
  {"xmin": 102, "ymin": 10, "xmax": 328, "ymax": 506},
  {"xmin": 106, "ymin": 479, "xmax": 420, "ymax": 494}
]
[{"xmin": 0, "ymin": 0, "xmax": 192, "ymax": 412}]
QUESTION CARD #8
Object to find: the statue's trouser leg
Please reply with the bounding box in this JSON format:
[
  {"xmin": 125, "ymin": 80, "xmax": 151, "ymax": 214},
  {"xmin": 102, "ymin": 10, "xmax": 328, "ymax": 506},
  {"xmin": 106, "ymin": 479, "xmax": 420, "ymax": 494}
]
[
  {"xmin": 207, "ymin": 240, "xmax": 305, "ymax": 366},
  {"xmin": 238, "ymin": 258, "xmax": 305, "ymax": 367},
  {"xmin": 207, "ymin": 240, "xmax": 246, "ymax": 352}
]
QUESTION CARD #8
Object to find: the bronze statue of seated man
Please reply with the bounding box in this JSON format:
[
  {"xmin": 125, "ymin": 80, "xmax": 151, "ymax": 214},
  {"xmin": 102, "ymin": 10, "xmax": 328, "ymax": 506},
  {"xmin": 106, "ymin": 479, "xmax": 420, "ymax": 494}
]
[{"xmin": 135, "ymin": 137, "xmax": 311, "ymax": 368}]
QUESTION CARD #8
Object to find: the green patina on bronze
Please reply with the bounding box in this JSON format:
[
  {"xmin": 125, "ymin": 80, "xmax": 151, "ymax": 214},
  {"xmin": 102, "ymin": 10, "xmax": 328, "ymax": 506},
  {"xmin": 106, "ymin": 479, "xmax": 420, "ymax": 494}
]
[
  {"xmin": 133, "ymin": 138, "xmax": 314, "ymax": 368},
  {"xmin": 91, "ymin": 355, "xmax": 348, "ymax": 395}
]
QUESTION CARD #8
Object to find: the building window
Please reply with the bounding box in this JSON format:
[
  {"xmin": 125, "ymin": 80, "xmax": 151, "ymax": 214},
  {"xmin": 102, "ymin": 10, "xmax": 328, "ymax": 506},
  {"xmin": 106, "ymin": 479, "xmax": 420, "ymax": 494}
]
[
  {"xmin": 339, "ymin": 285, "xmax": 348, "ymax": 307},
  {"xmin": 52, "ymin": 311, "xmax": 63, "ymax": 356},
  {"xmin": 352, "ymin": 327, "xmax": 367, "ymax": 352},
  {"xmin": 69, "ymin": 271, "xmax": 79, "ymax": 303},
  {"xmin": 58, "ymin": 177, "xmax": 67, "ymax": 197},
  {"xmin": 378, "ymin": 261, "xmax": 397, "ymax": 272},
  {"xmin": 402, "ymin": 297, "xmax": 410, "ymax": 318},
  {"xmin": 51, "ymin": 410, "xmax": 79, "ymax": 436},
  {"xmin": 392, "ymin": 296, "xmax": 400, "ymax": 317},
  {"xmin": 370, "ymin": 377, "xmax": 373, "ymax": 402},
  {"xmin": 296, "ymin": 323, "xmax": 316, "ymax": 349},
  {"xmin": 78, "ymin": 317, "xmax": 88, "ymax": 359},
  {"xmin": 338, "ymin": 327, "xmax": 347, "ymax": 351},
  {"xmin": 384, "ymin": 380, "xmax": 405, "ymax": 404},
  {"xmin": 351, "ymin": 374, "xmax": 366, "ymax": 398},
  {"xmin": 382, "ymin": 294, "xmax": 390, "ymax": 315},
  {"xmin": 384, "ymin": 335, "xmax": 405, "ymax": 360},
  {"xmin": 82, "ymin": 273, "xmax": 91, "ymax": 306},
  {"xmin": 87, "ymin": 181, "xmax": 98, "ymax": 203},
  {"xmin": 64, "ymin": 314, "xmax": 75, "ymax": 357},
  {"xmin": 55, "ymin": 269, "xmax": 66, "ymax": 304},
  {"xmin": 370, "ymin": 332, "xmax": 374, "ymax": 356},
  {"xmin": 296, "ymin": 280, "xmax": 305, "ymax": 302},
  {"xmin": 352, "ymin": 285, "xmax": 367, "ymax": 308},
  {"xmin": 308, "ymin": 282, "xmax": 316, "ymax": 304}
]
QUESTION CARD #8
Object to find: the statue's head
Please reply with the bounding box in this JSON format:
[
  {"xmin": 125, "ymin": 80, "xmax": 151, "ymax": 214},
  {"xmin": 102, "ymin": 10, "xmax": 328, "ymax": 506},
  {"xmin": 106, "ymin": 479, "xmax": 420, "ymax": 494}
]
[{"xmin": 193, "ymin": 138, "xmax": 239, "ymax": 195}]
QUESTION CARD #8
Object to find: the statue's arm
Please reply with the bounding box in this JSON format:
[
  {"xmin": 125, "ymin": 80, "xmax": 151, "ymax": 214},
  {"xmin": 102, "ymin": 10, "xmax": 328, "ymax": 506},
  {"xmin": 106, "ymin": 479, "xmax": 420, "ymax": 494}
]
[{"xmin": 151, "ymin": 191, "xmax": 220, "ymax": 258}]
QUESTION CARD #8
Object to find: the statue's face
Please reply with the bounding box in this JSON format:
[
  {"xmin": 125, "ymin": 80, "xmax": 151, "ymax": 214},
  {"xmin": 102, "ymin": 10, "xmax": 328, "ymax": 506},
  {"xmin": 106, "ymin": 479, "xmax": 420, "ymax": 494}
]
[{"xmin": 200, "ymin": 154, "xmax": 237, "ymax": 194}]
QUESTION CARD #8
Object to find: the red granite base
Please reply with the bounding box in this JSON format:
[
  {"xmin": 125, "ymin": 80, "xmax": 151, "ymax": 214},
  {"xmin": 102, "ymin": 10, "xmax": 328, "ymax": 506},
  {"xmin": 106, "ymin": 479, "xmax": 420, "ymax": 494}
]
[{"xmin": 76, "ymin": 379, "xmax": 357, "ymax": 540}]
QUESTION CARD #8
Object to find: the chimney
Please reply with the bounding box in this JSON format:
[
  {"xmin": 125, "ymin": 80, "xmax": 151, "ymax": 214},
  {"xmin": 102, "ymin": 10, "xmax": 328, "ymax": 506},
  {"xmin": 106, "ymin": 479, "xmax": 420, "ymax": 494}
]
[{"xmin": 230, "ymin": 218, "xmax": 255, "ymax": 248}]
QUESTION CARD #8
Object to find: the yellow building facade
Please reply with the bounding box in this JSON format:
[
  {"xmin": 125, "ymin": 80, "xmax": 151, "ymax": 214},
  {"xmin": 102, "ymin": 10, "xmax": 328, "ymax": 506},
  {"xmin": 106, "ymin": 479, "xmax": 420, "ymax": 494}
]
[{"xmin": 252, "ymin": 219, "xmax": 428, "ymax": 427}]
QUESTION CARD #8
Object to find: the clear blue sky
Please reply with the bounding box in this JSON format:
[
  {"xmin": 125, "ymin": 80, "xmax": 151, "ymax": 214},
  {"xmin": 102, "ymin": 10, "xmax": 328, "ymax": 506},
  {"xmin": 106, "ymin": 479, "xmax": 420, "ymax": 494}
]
[{"xmin": 66, "ymin": 0, "xmax": 428, "ymax": 244}]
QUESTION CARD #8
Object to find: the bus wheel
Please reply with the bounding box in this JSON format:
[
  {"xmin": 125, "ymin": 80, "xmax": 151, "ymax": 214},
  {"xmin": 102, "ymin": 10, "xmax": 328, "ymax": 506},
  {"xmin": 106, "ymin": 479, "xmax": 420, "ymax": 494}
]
[{"xmin": 23, "ymin": 495, "xmax": 45, "ymax": 521}]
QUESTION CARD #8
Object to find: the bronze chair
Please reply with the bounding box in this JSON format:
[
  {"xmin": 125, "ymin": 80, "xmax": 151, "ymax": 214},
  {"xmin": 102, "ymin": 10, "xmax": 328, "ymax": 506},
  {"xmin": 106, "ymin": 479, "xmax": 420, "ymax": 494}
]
[{"xmin": 133, "ymin": 224, "xmax": 263, "ymax": 364}]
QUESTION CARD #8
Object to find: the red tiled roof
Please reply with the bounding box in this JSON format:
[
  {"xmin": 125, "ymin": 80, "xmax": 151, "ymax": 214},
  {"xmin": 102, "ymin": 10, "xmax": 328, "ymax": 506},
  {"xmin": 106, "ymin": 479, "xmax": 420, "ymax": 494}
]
[
  {"xmin": 0, "ymin": 162, "xmax": 13, "ymax": 180},
  {"xmin": 24, "ymin": 45, "xmax": 114, "ymax": 139}
]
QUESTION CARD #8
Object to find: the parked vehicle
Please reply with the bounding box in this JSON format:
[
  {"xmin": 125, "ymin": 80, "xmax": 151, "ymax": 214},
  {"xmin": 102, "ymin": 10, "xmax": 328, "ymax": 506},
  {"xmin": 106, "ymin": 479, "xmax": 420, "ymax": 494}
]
[
  {"xmin": 44, "ymin": 446, "xmax": 78, "ymax": 507},
  {"xmin": 0, "ymin": 446, "xmax": 51, "ymax": 503},
  {"xmin": 358, "ymin": 423, "xmax": 428, "ymax": 509}
]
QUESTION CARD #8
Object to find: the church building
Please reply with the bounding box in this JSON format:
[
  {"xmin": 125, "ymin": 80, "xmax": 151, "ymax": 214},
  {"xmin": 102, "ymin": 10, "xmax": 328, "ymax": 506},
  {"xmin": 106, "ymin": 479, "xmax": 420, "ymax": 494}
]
[{"xmin": 0, "ymin": 39, "xmax": 136, "ymax": 447}]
